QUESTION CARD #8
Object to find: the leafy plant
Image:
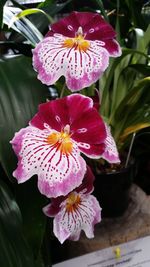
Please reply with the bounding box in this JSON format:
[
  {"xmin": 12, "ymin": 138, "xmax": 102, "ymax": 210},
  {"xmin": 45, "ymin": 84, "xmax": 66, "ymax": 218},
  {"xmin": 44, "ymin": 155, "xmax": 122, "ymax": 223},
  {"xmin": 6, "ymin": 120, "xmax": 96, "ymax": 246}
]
[
  {"xmin": 0, "ymin": 0, "xmax": 150, "ymax": 265},
  {"xmin": 100, "ymin": 24, "xmax": 150, "ymax": 159}
]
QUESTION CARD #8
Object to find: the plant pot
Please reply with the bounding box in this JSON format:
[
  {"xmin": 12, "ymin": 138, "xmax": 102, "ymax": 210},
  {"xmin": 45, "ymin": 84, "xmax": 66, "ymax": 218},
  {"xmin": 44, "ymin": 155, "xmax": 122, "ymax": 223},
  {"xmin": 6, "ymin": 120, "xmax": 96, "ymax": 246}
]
[{"xmin": 93, "ymin": 161, "xmax": 136, "ymax": 218}]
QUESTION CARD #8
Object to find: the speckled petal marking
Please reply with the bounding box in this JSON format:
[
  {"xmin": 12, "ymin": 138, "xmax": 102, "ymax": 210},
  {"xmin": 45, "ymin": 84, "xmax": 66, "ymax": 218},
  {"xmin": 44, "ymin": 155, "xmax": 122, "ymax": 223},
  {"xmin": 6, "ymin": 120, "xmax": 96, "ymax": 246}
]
[
  {"xmin": 53, "ymin": 193, "xmax": 101, "ymax": 243},
  {"xmin": 33, "ymin": 34, "xmax": 109, "ymax": 91},
  {"xmin": 12, "ymin": 126, "xmax": 86, "ymax": 198}
]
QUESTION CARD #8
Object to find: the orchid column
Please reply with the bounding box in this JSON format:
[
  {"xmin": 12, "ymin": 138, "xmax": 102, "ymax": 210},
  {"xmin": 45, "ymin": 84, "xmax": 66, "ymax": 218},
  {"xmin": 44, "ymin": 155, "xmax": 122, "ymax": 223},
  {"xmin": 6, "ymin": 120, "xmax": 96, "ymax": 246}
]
[{"xmin": 11, "ymin": 11, "xmax": 121, "ymax": 244}]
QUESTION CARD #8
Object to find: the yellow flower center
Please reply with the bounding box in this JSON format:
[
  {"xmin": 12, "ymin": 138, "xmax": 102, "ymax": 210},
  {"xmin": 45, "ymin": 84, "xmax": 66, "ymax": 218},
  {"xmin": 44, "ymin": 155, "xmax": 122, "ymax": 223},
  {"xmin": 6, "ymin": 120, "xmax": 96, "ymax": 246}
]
[
  {"xmin": 46, "ymin": 125, "xmax": 73, "ymax": 155},
  {"xmin": 66, "ymin": 192, "xmax": 81, "ymax": 213},
  {"xmin": 63, "ymin": 26, "xmax": 90, "ymax": 52}
]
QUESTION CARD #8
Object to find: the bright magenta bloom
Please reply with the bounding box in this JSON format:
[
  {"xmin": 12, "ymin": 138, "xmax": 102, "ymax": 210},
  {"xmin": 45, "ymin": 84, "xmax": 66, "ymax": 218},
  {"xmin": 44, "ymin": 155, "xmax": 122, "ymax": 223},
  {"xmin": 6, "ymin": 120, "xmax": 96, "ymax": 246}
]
[
  {"xmin": 11, "ymin": 94, "xmax": 106, "ymax": 198},
  {"xmin": 43, "ymin": 166, "xmax": 101, "ymax": 243},
  {"xmin": 32, "ymin": 11, "xmax": 121, "ymax": 91}
]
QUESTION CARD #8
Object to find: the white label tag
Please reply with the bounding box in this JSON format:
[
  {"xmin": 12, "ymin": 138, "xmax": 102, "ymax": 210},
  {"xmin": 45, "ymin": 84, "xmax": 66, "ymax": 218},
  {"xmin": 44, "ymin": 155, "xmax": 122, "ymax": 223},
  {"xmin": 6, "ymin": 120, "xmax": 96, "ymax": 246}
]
[{"xmin": 53, "ymin": 236, "xmax": 150, "ymax": 267}]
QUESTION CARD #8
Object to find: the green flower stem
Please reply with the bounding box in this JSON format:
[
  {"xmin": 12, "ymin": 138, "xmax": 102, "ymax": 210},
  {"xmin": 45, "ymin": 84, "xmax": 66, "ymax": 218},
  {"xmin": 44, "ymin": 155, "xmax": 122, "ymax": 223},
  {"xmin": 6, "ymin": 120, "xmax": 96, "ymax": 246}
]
[{"xmin": 60, "ymin": 83, "xmax": 66, "ymax": 98}]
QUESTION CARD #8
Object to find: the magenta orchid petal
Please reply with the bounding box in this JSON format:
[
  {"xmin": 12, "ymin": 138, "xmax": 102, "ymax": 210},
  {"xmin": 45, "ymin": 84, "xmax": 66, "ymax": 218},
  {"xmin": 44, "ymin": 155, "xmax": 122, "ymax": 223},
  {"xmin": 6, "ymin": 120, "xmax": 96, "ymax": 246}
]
[
  {"xmin": 33, "ymin": 11, "xmax": 121, "ymax": 91},
  {"xmin": 76, "ymin": 165, "xmax": 95, "ymax": 194},
  {"xmin": 11, "ymin": 94, "xmax": 106, "ymax": 198},
  {"xmin": 43, "ymin": 197, "xmax": 63, "ymax": 217},
  {"xmin": 52, "ymin": 192, "xmax": 101, "ymax": 244},
  {"xmin": 103, "ymin": 39, "xmax": 122, "ymax": 57},
  {"xmin": 31, "ymin": 93, "xmax": 93, "ymax": 130},
  {"xmin": 91, "ymin": 89, "xmax": 100, "ymax": 111},
  {"xmin": 47, "ymin": 11, "xmax": 81, "ymax": 38},
  {"xmin": 78, "ymin": 143, "xmax": 105, "ymax": 159},
  {"xmin": 31, "ymin": 97, "xmax": 70, "ymax": 132},
  {"xmin": 102, "ymin": 124, "xmax": 120, "ymax": 163},
  {"xmin": 67, "ymin": 93, "xmax": 93, "ymax": 121},
  {"xmin": 49, "ymin": 11, "xmax": 122, "ymax": 58},
  {"xmin": 47, "ymin": 12, "xmax": 116, "ymax": 40},
  {"xmin": 83, "ymin": 14, "xmax": 116, "ymax": 40},
  {"xmin": 71, "ymin": 108, "xmax": 106, "ymax": 144}
]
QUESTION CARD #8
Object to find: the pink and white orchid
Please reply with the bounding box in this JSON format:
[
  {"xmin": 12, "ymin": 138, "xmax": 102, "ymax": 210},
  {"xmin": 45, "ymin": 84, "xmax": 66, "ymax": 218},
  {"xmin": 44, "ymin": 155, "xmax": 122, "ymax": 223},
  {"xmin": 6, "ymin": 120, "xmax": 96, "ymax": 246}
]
[
  {"xmin": 43, "ymin": 166, "xmax": 101, "ymax": 244},
  {"xmin": 32, "ymin": 11, "xmax": 122, "ymax": 92},
  {"xmin": 102, "ymin": 123, "xmax": 120, "ymax": 163},
  {"xmin": 11, "ymin": 94, "xmax": 106, "ymax": 198}
]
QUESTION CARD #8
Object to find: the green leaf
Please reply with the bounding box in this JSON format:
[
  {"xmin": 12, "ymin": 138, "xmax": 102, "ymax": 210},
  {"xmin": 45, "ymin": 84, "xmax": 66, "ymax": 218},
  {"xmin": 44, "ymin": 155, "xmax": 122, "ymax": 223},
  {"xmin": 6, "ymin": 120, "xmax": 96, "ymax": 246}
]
[
  {"xmin": 0, "ymin": 180, "xmax": 35, "ymax": 267},
  {"xmin": 113, "ymin": 77, "xmax": 150, "ymax": 141},
  {"xmin": 121, "ymin": 122, "xmax": 150, "ymax": 139},
  {"xmin": 117, "ymin": 77, "xmax": 150, "ymax": 116},
  {"xmin": 125, "ymin": 0, "xmax": 146, "ymax": 29},
  {"xmin": 38, "ymin": 0, "xmax": 71, "ymax": 13},
  {"xmin": 132, "ymin": 25, "xmax": 150, "ymax": 63},
  {"xmin": 0, "ymin": 55, "xmax": 50, "ymax": 265},
  {"xmin": 15, "ymin": 178, "xmax": 47, "ymax": 261},
  {"xmin": 29, "ymin": 0, "xmax": 71, "ymax": 35},
  {"xmin": 95, "ymin": 0, "xmax": 108, "ymax": 21},
  {"xmin": 9, "ymin": 8, "xmax": 53, "ymax": 29},
  {"xmin": 115, "ymin": 0, "xmax": 121, "ymax": 42},
  {"xmin": 5, "ymin": 1, "xmax": 71, "ymax": 44},
  {"xmin": 100, "ymin": 48, "xmax": 148, "ymax": 116},
  {"xmin": 0, "ymin": 0, "xmax": 7, "ymax": 29},
  {"xmin": 3, "ymin": 7, "xmax": 43, "ymax": 46},
  {"xmin": 38, "ymin": 0, "xmax": 55, "ymax": 8},
  {"xmin": 0, "ymin": 55, "xmax": 49, "ymax": 180},
  {"xmin": 126, "ymin": 64, "xmax": 150, "ymax": 76}
]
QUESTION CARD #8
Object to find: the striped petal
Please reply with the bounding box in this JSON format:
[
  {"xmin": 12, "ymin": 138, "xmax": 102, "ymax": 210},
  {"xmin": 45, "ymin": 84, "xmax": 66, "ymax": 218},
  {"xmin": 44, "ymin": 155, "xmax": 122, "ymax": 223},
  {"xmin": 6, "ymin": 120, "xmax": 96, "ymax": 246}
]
[
  {"xmin": 33, "ymin": 34, "xmax": 109, "ymax": 91},
  {"xmin": 11, "ymin": 126, "xmax": 86, "ymax": 198},
  {"xmin": 44, "ymin": 192, "xmax": 101, "ymax": 244}
]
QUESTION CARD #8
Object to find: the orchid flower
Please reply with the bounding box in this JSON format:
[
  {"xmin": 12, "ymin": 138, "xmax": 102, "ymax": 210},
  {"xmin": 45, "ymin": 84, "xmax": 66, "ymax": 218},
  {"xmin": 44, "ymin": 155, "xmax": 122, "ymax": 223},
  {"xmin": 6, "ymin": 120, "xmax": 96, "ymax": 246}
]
[
  {"xmin": 11, "ymin": 94, "xmax": 106, "ymax": 198},
  {"xmin": 43, "ymin": 166, "xmax": 101, "ymax": 244},
  {"xmin": 33, "ymin": 11, "xmax": 122, "ymax": 92}
]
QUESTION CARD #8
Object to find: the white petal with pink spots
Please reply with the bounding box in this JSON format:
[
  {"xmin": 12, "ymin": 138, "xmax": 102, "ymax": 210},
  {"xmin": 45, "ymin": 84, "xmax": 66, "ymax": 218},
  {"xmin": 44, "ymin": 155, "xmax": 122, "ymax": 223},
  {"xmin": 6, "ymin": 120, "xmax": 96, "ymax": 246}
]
[{"xmin": 33, "ymin": 34, "xmax": 109, "ymax": 91}]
